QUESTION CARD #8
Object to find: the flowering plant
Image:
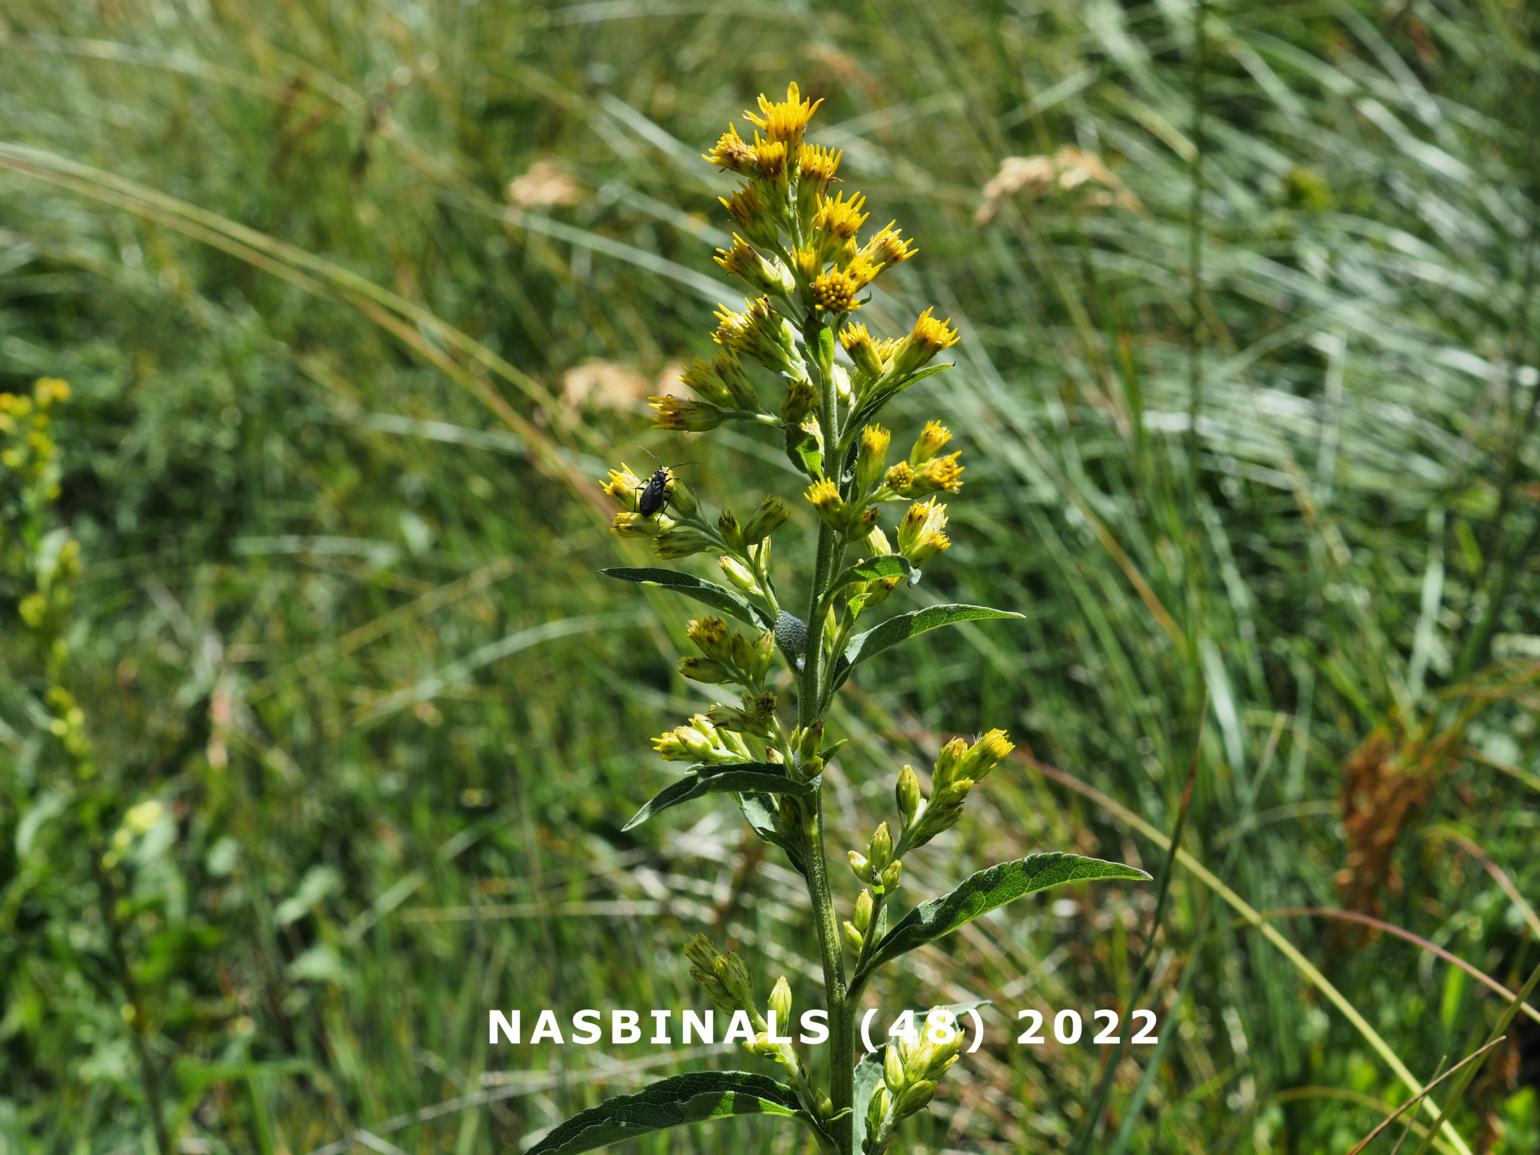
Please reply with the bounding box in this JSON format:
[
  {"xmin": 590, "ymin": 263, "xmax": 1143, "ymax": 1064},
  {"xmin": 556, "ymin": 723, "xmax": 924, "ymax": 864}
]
[{"xmin": 537, "ymin": 84, "xmax": 1147, "ymax": 1155}]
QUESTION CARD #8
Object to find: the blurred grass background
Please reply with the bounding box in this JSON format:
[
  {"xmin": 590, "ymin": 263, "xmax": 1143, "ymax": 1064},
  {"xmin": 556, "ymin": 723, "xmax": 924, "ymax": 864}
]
[{"xmin": 1, "ymin": 1, "xmax": 1538, "ymax": 1152}]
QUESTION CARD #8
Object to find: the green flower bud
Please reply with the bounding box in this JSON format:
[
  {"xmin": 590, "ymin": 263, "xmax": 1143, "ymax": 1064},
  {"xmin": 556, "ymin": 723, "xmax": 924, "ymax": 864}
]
[
  {"xmin": 896, "ymin": 764, "xmax": 923, "ymax": 826},
  {"xmin": 853, "ymin": 888, "xmax": 874, "ymax": 934},
  {"xmin": 868, "ymin": 822, "xmax": 893, "ymax": 871},
  {"xmin": 718, "ymin": 508, "xmax": 745, "ymax": 550},
  {"xmin": 896, "ymin": 1079, "xmax": 936, "ymax": 1117},
  {"xmin": 688, "ymin": 616, "xmax": 733, "ymax": 662},
  {"xmin": 933, "ymin": 736, "xmax": 969, "ymax": 791},
  {"xmin": 768, "ymin": 975, "xmax": 792, "ymax": 1026},
  {"xmin": 848, "ymin": 850, "xmax": 872, "ymax": 883},
  {"xmin": 884, "ymin": 1043, "xmax": 906, "ymax": 1092},
  {"xmin": 741, "ymin": 496, "xmax": 790, "ymax": 543},
  {"xmin": 879, "ymin": 859, "xmax": 903, "ymax": 892},
  {"xmin": 678, "ymin": 657, "xmax": 732, "ymax": 684},
  {"xmin": 655, "ymin": 525, "xmax": 715, "ymax": 559},
  {"xmin": 843, "ymin": 921, "xmax": 866, "ymax": 954},
  {"xmin": 783, "ymin": 377, "xmax": 817, "ymax": 424},
  {"xmin": 718, "ymin": 554, "xmax": 762, "ymax": 594}
]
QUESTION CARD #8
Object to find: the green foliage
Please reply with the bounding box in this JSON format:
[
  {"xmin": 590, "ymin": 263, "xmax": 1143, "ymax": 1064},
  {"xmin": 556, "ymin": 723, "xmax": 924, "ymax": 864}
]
[
  {"xmin": 526, "ymin": 1071, "xmax": 813, "ymax": 1154},
  {"xmin": 856, "ymin": 854, "xmax": 1152, "ymax": 979}
]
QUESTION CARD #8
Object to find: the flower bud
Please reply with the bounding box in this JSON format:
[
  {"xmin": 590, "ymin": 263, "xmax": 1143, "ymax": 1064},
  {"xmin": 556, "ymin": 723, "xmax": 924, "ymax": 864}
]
[
  {"xmin": 896, "ymin": 764, "xmax": 923, "ymax": 826},
  {"xmin": 611, "ymin": 511, "xmax": 663, "ymax": 539},
  {"xmin": 868, "ymin": 822, "xmax": 893, "ymax": 871},
  {"xmin": 718, "ymin": 555, "xmax": 762, "ymax": 594},
  {"xmin": 655, "ymin": 525, "xmax": 715, "ymax": 559},
  {"xmin": 889, "ymin": 308, "xmax": 959, "ymax": 379},
  {"xmin": 883, "ymin": 1043, "xmax": 906, "ymax": 1093},
  {"xmin": 717, "ymin": 509, "xmax": 745, "ymax": 551},
  {"xmin": 742, "ymin": 496, "xmax": 790, "ymax": 543},
  {"xmin": 649, "ymin": 395, "xmax": 726, "ymax": 432},
  {"xmin": 678, "ymin": 657, "xmax": 732, "ymax": 684},
  {"xmin": 960, "ymin": 728, "xmax": 1014, "ymax": 781},
  {"xmin": 840, "ymin": 322, "xmax": 887, "ymax": 380},
  {"xmin": 843, "ymin": 921, "xmax": 866, "ymax": 954},
  {"xmin": 848, "ymin": 850, "xmax": 873, "ymax": 883},
  {"xmin": 879, "ymin": 859, "xmax": 903, "ymax": 892},
  {"xmin": 856, "ymin": 424, "xmax": 891, "ymax": 494},
  {"xmin": 897, "ymin": 1079, "xmax": 936, "ymax": 1117},
  {"xmin": 853, "ymin": 888, "xmax": 874, "ymax": 934},
  {"xmin": 910, "ymin": 420, "xmax": 952, "ymax": 465},
  {"xmin": 768, "ymin": 975, "xmax": 792, "ymax": 1026},
  {"xmin": 804, "ymin": 477, "xmax": 850, "ymax": 530}
]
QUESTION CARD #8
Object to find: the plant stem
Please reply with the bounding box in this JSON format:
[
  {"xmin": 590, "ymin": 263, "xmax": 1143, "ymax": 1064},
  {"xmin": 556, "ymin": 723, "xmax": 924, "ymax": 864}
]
[
  {"xmin": 799, "ymin": 315, "xmax": 854, "ymax": 1152},
  {"xmin": 91, "ymin": 846, "xmax": 172, "ymax": 1155}
]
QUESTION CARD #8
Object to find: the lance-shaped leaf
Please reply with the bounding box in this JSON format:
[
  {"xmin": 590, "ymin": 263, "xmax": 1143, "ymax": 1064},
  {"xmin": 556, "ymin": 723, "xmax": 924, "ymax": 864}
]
[
  {"xmin": 624, "ymin": 763, "xmax": 813, "ymax": 831},
  {"xmin": 856, "ymin": 853, "xmax": 1149, "ymax": 979},
  {"xmin": 831, "ymin": 604, "xmax": 1023, "ymax": 691},
  {"xmin": 602, "ymin": 567, "xmax": 772, "ymax": 629},
  {"xmin": 831, "ymin": 554, "xmax": 917, "ymax": 593},
  {"xmin": 527, "ymin": 1070, "xmax": 813, "ymax": 1154}
]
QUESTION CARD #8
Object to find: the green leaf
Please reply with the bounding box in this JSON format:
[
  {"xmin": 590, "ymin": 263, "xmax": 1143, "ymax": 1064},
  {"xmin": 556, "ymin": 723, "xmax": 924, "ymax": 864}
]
[
  {"xmin": 602, "ymin": 568, "xmax": 772, "ymax": 629},
  {"xmin": 857, "ymin": 853, "xmax": 1149, "ymax": 977},
  {"xmin": 852, "ymin": 1051, "xmax": 884, "ymax": 1152},
  {"xmin": 738, "ymin": 793, "xmax": 806, "ymax": 875},
  {"xmin": 624, "ymin": 763, "xmax": 813, "ymax": 831},
  {"xmin": 832, "ymin": 604, "xmax": 1023, "ymax": 690},
  {"xmin": 527, "ymin": 1070, "xmax": 811, "ymax": 1154},
  {"xmin": 831, "ymin": 555, "xmax": 916, "ymax": 592}
]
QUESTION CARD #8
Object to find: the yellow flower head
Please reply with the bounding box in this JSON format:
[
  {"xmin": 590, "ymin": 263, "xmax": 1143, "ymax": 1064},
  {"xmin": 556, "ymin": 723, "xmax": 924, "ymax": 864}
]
[
  {"xmin": 705, "ymin": 123, "xmax": 755, "ymax": 172},
  {"xmin": 680, "ymin": 353, "xmax": 757, "ymax": 409},
  {"xmin": 797, "ymin": 144, "xmax": 843, "ymax": 216},
  {"xmin": 910, "ymin": 451, "xmax": 964, "ymax": 495},
  {"xmin": 840, "ymin": 323, "xmax": 887, "ymax": 379},
  {"xmin": 891, "ymin": 308, "xmax": 960, "ymax": 377},
  {"xmin": 813, "ymin": 191, "xmax": 869, "ymax": 243},
  {"xmin": 752, "ymin": 137, "xmax": 790, "ymax": 183},
  {"xmin": 897, "ymin": 498, "xmax": 951, "ymax": 563},
  {"xmin": 811, "ymin": 268, "xmax": 860, "ymax": 313},
  {"xmin": 804, "ymin": 477, "xmax": 848, "ymax": 528},
  {"xmin": 883, "ymin": 461, "xmax": 914, "ymax": 492},
  {"xmin": 612, "ymin": 510, "xmax": 665, "ymax": 538},
  {"xmin": 861, "ymin": 221, "xmax": 918, "ymax": 270},
  {"xmin": 960, "ymin": 729, "xmax": 1014, "ymax": 781},
  {"xmin": 744, "ymin": 82, "xmax": 822, "ymax": 146},
  {"xmin": 856, "ymin": 423, "xmax": 892, "ymax": 492},
  {"xmin": 911, "ymin": 420, "xmax": 953, "ymax": 464},
  {"xmin": 602, "ymin": 464, "xmax": 645, "ymax": 509}
]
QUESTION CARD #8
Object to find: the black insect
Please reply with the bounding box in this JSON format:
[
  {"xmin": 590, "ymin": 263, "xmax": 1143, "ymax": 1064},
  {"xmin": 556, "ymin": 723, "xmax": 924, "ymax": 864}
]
[{"xmin": 635, "ymin": 450, "xmax": 694, "ymax": 518}]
